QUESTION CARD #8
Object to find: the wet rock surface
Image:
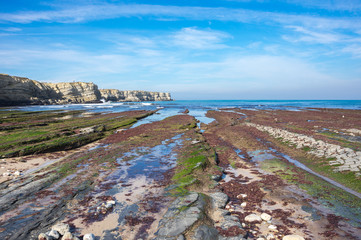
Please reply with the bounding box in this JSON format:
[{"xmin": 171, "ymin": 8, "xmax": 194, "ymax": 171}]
[
  {"xmin": 246, "ymin": 122, "xmax": 361, "ymax": 173},
  {"xmin": 155, "ymin": 193, "xmax": 204, "ymax": 238},
  {"xmin": 192, "ymin": 225, "xmax": 218, "ymax": 240},
  {"xmin": 1, "ymin": 107, "xmax": 361, "ymax": 240}
]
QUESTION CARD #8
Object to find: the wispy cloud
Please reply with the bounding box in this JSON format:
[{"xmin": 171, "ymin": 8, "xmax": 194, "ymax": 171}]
[
  {"xmin": 1, "ymin": 40, "xmax": 360, "ymax": 98},
  {"xmin": 284, "ymin": 26, "xmax": 342, "ymax": 44},
  {"xmin": 286, "ymin": 0, "xmax": 361, "ymax": 12},
  {"xmin": 1, "ymin": 27, "xmax": 22, "ymax": 32},
  {"xmin": 1, "ymin": 3, "xmax": 360, "ymax": 32},
  {"xmin": 342, "ymin": 44, "xmax": 361, "ymax": 58},
  {"xmin": 172, "ymin": 27, "xmax": 231, "ymax": 49}
]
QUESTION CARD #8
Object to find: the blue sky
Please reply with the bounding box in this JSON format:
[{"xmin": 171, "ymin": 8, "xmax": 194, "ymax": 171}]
[{"xmin": 1, "ymin": 0, "xmax": 361, "ymax": 100}]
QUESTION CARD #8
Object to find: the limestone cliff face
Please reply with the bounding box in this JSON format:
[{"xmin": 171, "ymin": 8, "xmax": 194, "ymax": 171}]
[
  {"xmin": 0, "ymin": 74, "xmax": 172, "ymax": 106},
  {"xmin": 0, "ymin": 74, "xmax": 101, "ymax": 106},
  {"xmin": 47, "ymin": 82, "xmax": 101, "ymax": 103},
  {"xmin": 100, "ymin": 89, "xmax": 172, "ymax": 102},
  {"xmin": 0, "ymin": 74, "xmax": 57, "ymax": 106}
]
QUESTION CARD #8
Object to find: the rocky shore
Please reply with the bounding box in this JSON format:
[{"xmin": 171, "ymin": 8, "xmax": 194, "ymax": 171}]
[
  {"xmin": 0, "ymin": 74, "xmax": 172, "ymax": 106},
  {"xmin": 0, "ymin": 107, "xmax": 360, "ymax": 240},
  {"xmin": 246, "ymin": 123, "xmax": 361, "ymax": 175}
]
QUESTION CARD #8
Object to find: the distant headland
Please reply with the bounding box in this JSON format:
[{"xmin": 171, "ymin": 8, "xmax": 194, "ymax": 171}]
[{"xmin": 0, "ymin": 74, "xmax": 172, "ymax": 107}]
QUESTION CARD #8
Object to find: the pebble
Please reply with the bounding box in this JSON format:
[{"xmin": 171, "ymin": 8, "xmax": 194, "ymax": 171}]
[
  {"xmin": 61, "ymin": 232, "xmax": 79, "ymax": 240},
  {"xmin": 105, "ymin": 202, "xmax": 113, "ymax": 209},
  {"xmin": 47, "ymin": 229, "xmax": 60, "ymax": 239},
  {"xmin": 62, "ymin": 232, "xmax": 73, "ymax": 240},
  {"xmin": 83, "ymin": 233, "xmax": 95, "ymax": 240},
  {"xmin": 241, "ymin": 202, "xmax": 247, "ymax": 207},
  {"xmin": 261, "ymin": 213, "xmax": 272, "ymax": 221},
  {"xmin": 191, "ymin": 140, "xmax": 201, "ymax": 145},
  {"xmin": 245, "ymin": 214, "xmax": 262, "ymax": 222},
  {"xmin": 282, "ymin": 235, "xmax": 305, "ymax": 240},
  {"xmin": 237, "ymin": 194, "xmax": 247, "ymax": 199},
  {"xmin": 266, "ymin": 233, "xmax": 275, "ymax": 240},
  {"xmin": 14, "ymin": 171, "xmax": 21, "ymax": 176},
  {"xmin": 52, "ymin": 223, "xmax": 70, "ymax": 236},
  {"xmin": 38, "ymin": 233, "xmax": 50, "ymax": 240},
  {"xmin": 268, "ymin": 225, "xmax": 277, "ymax": 230}
]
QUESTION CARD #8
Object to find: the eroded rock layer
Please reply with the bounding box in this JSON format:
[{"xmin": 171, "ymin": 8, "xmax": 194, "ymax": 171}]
[
  {"xmin": 0, "ymin": 74, "xmax": 172, "ymax": 106},
  {"xmin": 99, "ymin": 89, "xmax": 171, "ymax": 102}
]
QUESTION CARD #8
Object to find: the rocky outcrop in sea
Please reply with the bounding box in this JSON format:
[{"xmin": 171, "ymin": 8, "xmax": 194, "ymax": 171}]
[
  {"xmin": 100, "ymin": 89, "xmax": 171, "ymax": 102},
  {"xmin": 0, "ymin": 74, "xmax": 172, "ymax": 106}
]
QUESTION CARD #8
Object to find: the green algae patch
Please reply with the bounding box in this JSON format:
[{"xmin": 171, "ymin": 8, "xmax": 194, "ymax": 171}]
[
  {"xmin": 260, "ymin": 158, "xmax": 361, "ymax": 227},
  {"xmin": 269, "ymin": 136, "xmax": 361, "ymax": 194},
  {"xmin": 170, "ymin": 138, "xmax": 217, "ymax": 196},
  {"xmin": 0, "ymin": 109, "xmax": 154, "ymax": 158}
]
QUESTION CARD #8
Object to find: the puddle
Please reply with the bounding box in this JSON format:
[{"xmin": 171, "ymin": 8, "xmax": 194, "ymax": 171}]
[
  {"xmin": 23, "ymin": 158, "xmax": 59, "ymax": 175},
  {"xmin": 48, "ymin": 174, "xmax": 77, "ymax": 191},
  {"xmin": 247, "ymin": 140, "xmax": 361, "ymax": 200},
  {"xmin": 109, "ymin": 135, "xmax": 182, "ymax": 182},
  {"xmin": 268, "ymin": 148, "xmax": 361, "ymax": 199},
  {"xmin": 220, "ymin": 110, "xmax": 248, "ymax": 120},
  {"xmin": 247, "ymin": 146, "xmax": 361, "ymax": 227},
  {"xmin": 130, "ymin": 109, "xmax": 181, "ymax": 128},
  {"xmin": 68, "ymin": 134, "xmax": 184, "ymax": 238},
  {"xmin": 248, "ymin": 150, "xmax": 276, "ymax": 162},
  {"xmin": 301, "ymin": 205, "xmax": 322, "ymax": 221},
  {"xmin": 186, "ymin": 109, "xmax": 214, "ymax": 124},
  {"xmin": 88, "ymin": 144, "xmax": 110, "ymax": 151}
]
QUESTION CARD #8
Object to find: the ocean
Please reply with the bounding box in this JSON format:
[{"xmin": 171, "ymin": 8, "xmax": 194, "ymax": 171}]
[{"xmin": 6, "ymin": 100, "xmax": 361, "ymax": 125}]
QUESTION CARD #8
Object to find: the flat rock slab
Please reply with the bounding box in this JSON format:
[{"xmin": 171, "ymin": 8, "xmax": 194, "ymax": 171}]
[
  {"xmin": 155, "ymin": 193, "xmax": 206, "ymax": 238},
  {"xmin": 210, "ymin": 192, "xmax": 229, "ymax": 209},
  {"xmin": 192, "ymin": 225, "xmax": 218, "ymax": 240}
]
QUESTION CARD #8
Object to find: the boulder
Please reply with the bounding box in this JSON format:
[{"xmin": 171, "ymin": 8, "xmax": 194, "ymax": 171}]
[
  {"xmin": 156, "ymin": 193, "xmax": 206, "ymax": 238},
  {"xmin": 192, "ymin": 225, "xmax": 218, "ymax": 240},
  {"xmin": 210, "ymin": 192, "xmax": 229, "ymax": 209}
]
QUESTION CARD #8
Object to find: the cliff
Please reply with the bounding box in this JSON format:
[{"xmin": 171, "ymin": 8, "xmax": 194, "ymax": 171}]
[
  {"xmin": 0, "ymin": 74, "xmax": 101, "ymax": 106},
  {"xmin": 0, "ymin": 74, "xmax": 172, "ymax": 106},
  {"xmin": 100, "ymin": 89, "xmax": 172, "ymax": 102}
]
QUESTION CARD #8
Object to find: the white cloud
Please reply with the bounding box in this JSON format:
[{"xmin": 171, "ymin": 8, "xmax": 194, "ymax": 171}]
[
  {"xmin": 1, "ymin": 27, "xmax": 22, "ymax": 32},
  {"xmin": 1, "ymin": 40, "xmax": 360, "ymax": 99},
  {"xmin": 286, "ymin": 0, "xmax": 361, "ymax": 12},
  {"xmin": 285, "ymin": 26, "xmax": 342, "ymax": 44},
  {"xmin": 1, "ymin": 3, "xmax": 360, "ymax": 33},
  {"xmin": 172, "ymin": 27, "xmax": 230, "ymax": 49},
  {"xmin": 157, "ymin": 54, "xmax": 361, "ymax": 99},
  {"xmin": 342, "ymin": 44, "xmax": 361, "ymax": 58},
  {"xmin": 289, "ymin": 26, "xmax": 345, "ymax": 44}
]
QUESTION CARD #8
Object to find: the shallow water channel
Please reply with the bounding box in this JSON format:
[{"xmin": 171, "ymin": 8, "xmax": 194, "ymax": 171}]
[
  {"xmin": 245, "ymin": 148, "xmax": 361, "ymax": 227},
  {"xmin": 66, "ymin": 134, "xmax": 184, "ymax": 239}
]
